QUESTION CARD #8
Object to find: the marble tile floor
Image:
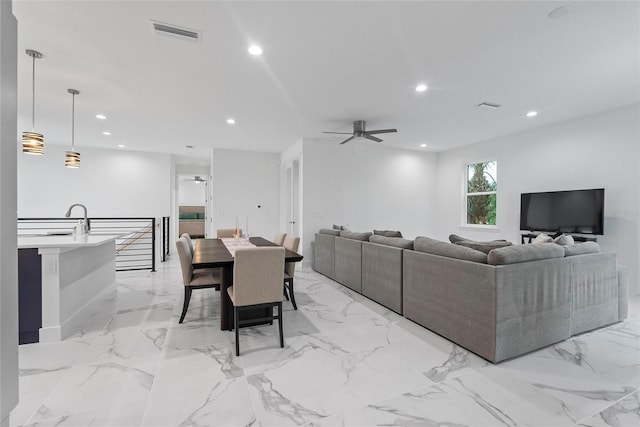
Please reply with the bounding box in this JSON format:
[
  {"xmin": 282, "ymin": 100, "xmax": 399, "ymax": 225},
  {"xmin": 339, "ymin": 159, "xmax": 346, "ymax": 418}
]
[{"xmin": 10, "ymin": 258, "xmax": 640, "ymax": 427}]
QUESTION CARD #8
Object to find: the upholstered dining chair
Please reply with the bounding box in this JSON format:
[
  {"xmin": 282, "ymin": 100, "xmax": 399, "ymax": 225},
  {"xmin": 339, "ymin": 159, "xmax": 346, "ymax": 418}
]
[
  {"xmin": 282, "ymin": 235, "xmax": 301, "ymax": 310},
  {"xmin": 217, "ymin": 228, "xmax": 241, "ymax": 238},
  {"xmin": 227, "ymin": 247, "xmax": 285, "ymax": 356},
  {"xmin": 176, "ymin": 237, "xmax": 221, "ymax": 323},
  {"xmin": 273, "ymin": 232, "xmax": 287, "ymax": 246},
  {"xmin": 180, "ymin": 233, "xmax": 221, "ymax": 281}
]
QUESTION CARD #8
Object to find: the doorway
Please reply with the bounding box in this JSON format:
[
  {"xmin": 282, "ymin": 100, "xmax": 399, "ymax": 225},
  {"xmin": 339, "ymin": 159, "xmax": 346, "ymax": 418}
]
[{"xmin": 284, "ymin": 159, "xmax": 300, "ymax": 237}]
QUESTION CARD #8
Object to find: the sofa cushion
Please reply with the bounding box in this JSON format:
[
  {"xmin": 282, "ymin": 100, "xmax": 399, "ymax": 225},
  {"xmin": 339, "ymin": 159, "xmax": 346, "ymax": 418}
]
[
  {"xmin": 563, "ymin": 242, "xmax": 601, "ymax": 257},
  {"xmin": 488, "ymin": 243, "xmax": 565, "ymax": 265},
  {"xmin": 339, "ymin": 231, "xmax": 372, "ymax": 241},
  {"xmin": 369, "ymin": 235, "xmax": 414, "ymax": 249},
  {"xmin": 554, "ymin": 234, "xmax": 575, "ymax": 246},
  {"xmin": 373, "ymin": 229, "xmax": 403, "ymax": 238},
  {"xmin": 319, "ymin": 228, "xmax": 341, "ymax": 236},
  {"xmin": 414, "ymin": 236, "xmax": 488, "ymax": 263}
]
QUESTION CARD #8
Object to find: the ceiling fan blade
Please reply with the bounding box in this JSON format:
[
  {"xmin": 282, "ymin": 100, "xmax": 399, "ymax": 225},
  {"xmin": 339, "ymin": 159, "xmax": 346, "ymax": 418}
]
[
  {"xmin": 339, "ymin": 136, "xmax": 355, "ymax": 145},
  {"xmin": 364, "ymin": 134, "xmax": 383, "ymax": 142},
  {"xmin": 366, "ymin": 128, "xmax": 397, "ymax": 135},
  {"xmin": 323, "ymin": 131, "xmax": 353, "ymax": 135}
]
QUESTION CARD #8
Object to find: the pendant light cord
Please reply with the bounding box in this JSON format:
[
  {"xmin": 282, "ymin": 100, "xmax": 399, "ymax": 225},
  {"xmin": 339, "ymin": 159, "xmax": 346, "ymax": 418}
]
[
  {"xmin": 71, "ymin": 92, "xmax": 75, "ymax": 151},
  {"xmin": 31, "ymin": 54, "xmax": 35, "ymax": 130}
]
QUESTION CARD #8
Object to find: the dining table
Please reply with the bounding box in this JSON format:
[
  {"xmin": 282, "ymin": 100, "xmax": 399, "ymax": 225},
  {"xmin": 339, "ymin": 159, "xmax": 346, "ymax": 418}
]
[{"xmin": 191, "ymin": 236, "xmax": 303, "ymax": 330}]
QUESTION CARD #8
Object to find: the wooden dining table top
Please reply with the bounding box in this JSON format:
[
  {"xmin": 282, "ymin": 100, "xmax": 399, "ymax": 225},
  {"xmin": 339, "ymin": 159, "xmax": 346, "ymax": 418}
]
[{"xmin": 191, "ymin": 236, "xmax": 303, "ymax": 268}]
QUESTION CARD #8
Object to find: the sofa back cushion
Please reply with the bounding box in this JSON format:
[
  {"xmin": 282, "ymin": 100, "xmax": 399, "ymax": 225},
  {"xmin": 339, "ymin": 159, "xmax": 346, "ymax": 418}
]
[
  {"xmin": 373, "ymin": 229, "xmax": 403, "ymax": 238},
  {"xmin": 563, "ymin": 242, "xmax": 601, "ymax": 257},
  {"xmin": 488, "ymin": 243, "xmax": 565, "ymax": 265},
  {"xmin": 319, "ymin": 228, "xmax": 341, "ymax": 236},
  {"xmin": 339, "ymin": 231, "xmax": 372, "ymax": 241},
  {"xmin": 369, "ymin": 235, "xmax": 414, "ymax": 249},
  {"xmin": 414, "ymin": 236, "xmax": 488, "ymax": 263}
]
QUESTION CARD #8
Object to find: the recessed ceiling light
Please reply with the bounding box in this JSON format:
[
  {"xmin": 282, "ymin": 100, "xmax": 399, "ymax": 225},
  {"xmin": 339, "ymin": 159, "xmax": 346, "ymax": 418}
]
[
  {"xmin": 95, "ymin": 114, "xmax": 107, "ymax": 120},
  {"xmin": 420, "ymin": 143, "xmax": 427, "ymax": 148},
  {"xmin": 117, "ymin": 144, "xmax": 125, "ymax": 148},
  {"xmin": 102, "ymin": 131, "xmax": 111, "ymax": 136},
  {"xmin": 549, "ymin": 5, "xmax": 572, "ymax": 20},
  {"xmin": 526, "ymin": 111, "xmax": 538, "ymax": 117},
  {"xmin": 226, "ymin": 118, "xmax": 236, "ymax": 125},
  {"xmin": 248, "ymin": 45, "xmax": 263, "ymax": 56},
  {"xmin": 415, "ymin": 84, "xmax": 428, "ymax": 92}
]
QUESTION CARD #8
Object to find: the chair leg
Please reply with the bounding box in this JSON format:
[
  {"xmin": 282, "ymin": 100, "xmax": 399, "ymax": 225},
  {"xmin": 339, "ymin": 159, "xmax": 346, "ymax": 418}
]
[
  {"xmin": 287, "ymin": 279, "xmax": 297, "ymax": 310},
  {"xmin": 283, "ymin": 285, "xmax": 290, "ymax": 301},
  {"xmin": 179, "ymin": 287, "xmax": 193, "ymax": 323},
  {"xmin": 277, "ymin": 302, "xmax": 284, "ymax": 348},
  {"xmin": 235, "ymin": 306, "xmax": 240, "ymax": 356}
]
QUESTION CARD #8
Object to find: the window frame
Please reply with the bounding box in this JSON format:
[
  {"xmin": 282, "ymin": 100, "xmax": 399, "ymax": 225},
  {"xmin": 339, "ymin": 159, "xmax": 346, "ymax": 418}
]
[{"xmin": 462, "ymin": 159, "xmax": 499, "ymax": 230}]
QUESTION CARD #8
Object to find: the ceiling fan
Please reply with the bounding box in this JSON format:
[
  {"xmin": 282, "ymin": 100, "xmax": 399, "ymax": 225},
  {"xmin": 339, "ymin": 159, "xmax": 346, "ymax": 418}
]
[
  {"xmin": 323, "ymin": 120, "xmax": 397, "ymax": 145},
  {"xmin": 181, "ymin": 175, "xmax": 206, "ymax": 183}
]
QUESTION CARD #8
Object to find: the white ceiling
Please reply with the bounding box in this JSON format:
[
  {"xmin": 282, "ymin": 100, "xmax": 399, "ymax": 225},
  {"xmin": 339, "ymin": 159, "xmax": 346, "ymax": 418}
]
[{"xmin": 12, "ymin": 1, "xmax": 640, "ymax": 158}]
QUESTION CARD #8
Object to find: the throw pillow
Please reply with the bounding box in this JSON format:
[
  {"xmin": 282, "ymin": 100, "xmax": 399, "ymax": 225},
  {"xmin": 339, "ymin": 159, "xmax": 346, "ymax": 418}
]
[
  {"xmin": 455, "ymin": 240, "xmax": 513, "ymax": 254},
  {"xmin": 333, "ymin": 224, "xmax": 348, "ymax": 231},
  {"xmin": 533, "ymin": 233, "xmax": 553, "ymax": 244},
  {"xmin": 373, "ymin": 229, "xmax": 403, "ymax": 238},
  {"xmin": 553, "ymin": 234, "xmax": 575, "ymax": 246}
]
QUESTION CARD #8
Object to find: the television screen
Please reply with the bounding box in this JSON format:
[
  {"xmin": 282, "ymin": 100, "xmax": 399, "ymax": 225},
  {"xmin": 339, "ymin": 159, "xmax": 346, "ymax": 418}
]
[{"xmin": 520, "ymin": 188, "xmax": 604, "ymax": 235}]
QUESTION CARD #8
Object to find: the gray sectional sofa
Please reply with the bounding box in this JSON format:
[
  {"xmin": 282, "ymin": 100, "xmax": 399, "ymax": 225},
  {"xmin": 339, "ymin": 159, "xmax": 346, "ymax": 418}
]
[{"xmin": 312, "ymin": 230, "xmax": 629, "ymax": 363}]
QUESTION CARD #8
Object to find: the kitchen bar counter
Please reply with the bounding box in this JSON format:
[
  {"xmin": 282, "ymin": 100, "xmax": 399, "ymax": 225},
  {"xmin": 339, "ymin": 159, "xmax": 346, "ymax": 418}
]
[{"xmin": 17, "ymin": 234, "xmax": 122, "ymax": 342}]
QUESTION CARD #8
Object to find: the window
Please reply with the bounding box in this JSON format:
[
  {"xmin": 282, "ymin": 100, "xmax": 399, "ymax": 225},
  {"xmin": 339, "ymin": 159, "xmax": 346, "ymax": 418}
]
[{"xmin": 465, "ymin": 160, "xmax": 497, "ymax": 226}]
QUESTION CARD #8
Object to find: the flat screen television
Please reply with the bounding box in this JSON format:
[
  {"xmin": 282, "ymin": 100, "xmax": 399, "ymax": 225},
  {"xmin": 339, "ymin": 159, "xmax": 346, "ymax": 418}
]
[{"xmin": 520, "ymin": 188, "xmax": 604, "ymax": 235}]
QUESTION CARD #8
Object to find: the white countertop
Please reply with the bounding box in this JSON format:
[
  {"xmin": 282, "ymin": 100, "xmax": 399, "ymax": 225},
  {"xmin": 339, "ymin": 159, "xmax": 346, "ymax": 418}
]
[{"xmin": 17, "ymin": 234, "xmax": 125, "ymax": 249}]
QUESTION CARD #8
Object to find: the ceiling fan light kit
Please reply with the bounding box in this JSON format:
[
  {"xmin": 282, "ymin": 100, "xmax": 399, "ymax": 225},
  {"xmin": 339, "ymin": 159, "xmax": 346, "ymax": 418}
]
[{"xmin": 323, "ymin": 120, "xmax": 397, "ymax": 145}]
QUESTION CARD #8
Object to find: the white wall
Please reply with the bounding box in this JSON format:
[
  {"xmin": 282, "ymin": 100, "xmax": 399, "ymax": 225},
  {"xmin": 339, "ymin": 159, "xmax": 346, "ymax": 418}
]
[
  {"xmin": 178, "ymin": 179, "xmax": 206, "ymax": 206},
  {"xmin": 0, "ymin": 0, "xmax": 19, "ymax": 421},
  {"xmin": 18, "ymin": 145, "xmax": 172, "ymax": 217},
  {"xmin": 211, "ymin": 149, "xmax": 280, "ymax": 238},
  {"xmin": 436, "ymin": 104, "xmax": 640, "ymax": 293},
  {"xmin": 301, "ymin": 138, "xmax": 438, "ymax": 263}
]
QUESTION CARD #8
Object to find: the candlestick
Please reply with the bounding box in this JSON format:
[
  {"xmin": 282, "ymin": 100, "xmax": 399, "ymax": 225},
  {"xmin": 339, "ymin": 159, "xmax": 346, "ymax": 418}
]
[{"xmin": 246, "ymin": 216, "xmax": 249, "ymax": 238}]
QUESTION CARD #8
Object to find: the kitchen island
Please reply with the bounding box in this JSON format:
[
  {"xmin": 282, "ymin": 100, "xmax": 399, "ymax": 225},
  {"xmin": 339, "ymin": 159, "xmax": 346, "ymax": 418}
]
[{"xmin": 18, "ymin": 234, "xmax": 121, "ymax": 343}]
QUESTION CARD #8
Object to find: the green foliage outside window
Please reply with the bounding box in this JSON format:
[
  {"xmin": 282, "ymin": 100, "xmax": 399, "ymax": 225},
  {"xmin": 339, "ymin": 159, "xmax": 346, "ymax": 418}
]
[{"xmin": 466, "ymin": 161, "xmax": 497, "ymax": 226}]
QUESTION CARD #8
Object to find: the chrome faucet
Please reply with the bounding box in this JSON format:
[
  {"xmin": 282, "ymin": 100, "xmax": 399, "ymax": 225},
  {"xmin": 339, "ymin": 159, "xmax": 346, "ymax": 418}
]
[{"xmin": 65, "ymin": 203, "xmax": 89, "ymax": 233}]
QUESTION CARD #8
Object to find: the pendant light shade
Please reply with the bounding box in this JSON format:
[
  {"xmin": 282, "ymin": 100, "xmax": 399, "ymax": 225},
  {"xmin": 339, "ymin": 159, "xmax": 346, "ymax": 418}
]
[
  {"xmin": 22, "ymin": 49, "xmax": 44, "ymax": 155},
  {"xmin": 65, "ymin": 89, "xmax": 81, "ymax": 168}
]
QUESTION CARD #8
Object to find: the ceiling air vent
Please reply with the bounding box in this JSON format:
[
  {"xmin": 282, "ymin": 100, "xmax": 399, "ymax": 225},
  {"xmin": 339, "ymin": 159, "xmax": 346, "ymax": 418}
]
[
  {"xmin": 477, "ymin": 102, "xmax": 502, "ymax": 109},
  {"xmin": 151, "ymin": 20, "xmax": 201, "ymax": 42}
]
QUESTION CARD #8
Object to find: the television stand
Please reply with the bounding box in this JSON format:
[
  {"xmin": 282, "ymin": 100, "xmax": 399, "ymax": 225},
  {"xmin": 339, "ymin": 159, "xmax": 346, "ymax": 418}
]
[{"xmin": 521, "ymin": 233, "xmax": 597, "ymax": 244}]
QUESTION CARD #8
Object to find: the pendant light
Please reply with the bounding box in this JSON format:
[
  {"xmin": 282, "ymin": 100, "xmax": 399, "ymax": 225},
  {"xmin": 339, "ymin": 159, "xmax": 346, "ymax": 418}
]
[
  {"xmin": 22, "ymin": 49, "xmax": 44, "ymax": 155},
  {"xmin": 65, "ymin": 89, "xmax": 81, "ymax": 168}
]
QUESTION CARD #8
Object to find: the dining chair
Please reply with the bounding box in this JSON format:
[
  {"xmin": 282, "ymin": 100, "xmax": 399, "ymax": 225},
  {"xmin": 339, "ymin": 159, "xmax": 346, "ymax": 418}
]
[
  {"xmin": 180, "ymin": 233, "xmax": 221, "ymax": 282},
  {"xmin": 282, "ymin": 236, "xmax": 301, "ymax": 310},
  {"xmin": 273, "ymin": 232, "xmax": 287, "ymax": 246},
  {"xmin": 176, "ymin": 237, "xmax": 221, "ymax": 323},
  {"xmin": 217, "ymin": 228, "xmax": 241, "ymax": 238},
  {"xmin": 227, "ymin": 247, "xmax": 285, "ymax": 356}
]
